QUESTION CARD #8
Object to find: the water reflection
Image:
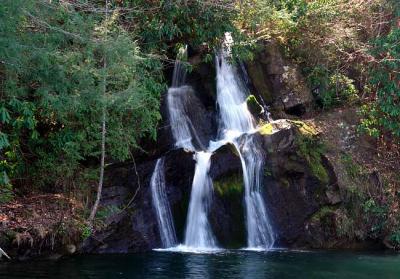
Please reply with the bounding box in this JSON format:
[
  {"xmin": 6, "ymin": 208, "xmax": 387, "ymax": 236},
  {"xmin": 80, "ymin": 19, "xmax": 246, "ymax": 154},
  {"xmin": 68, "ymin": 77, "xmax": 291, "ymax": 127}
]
[{"xmin": 1, "ymin": 250, "xmax": 400, "ymax": 279}]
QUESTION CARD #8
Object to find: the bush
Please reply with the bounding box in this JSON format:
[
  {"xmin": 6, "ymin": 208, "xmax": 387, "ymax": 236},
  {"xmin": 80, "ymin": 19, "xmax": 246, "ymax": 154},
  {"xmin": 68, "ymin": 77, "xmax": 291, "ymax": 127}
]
[{"xmin": 308, "ymin": 68, "xmax": 358, "ymax": 108}]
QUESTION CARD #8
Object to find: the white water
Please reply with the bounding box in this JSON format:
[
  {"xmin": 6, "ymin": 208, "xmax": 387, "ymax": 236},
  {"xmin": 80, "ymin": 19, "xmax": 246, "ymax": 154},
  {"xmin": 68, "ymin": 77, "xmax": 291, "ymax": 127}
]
[
  {"xmin": 167, "ymin": 86, "xmax": 202, "ymax": 150},
  {"xmin": 161, "ymin": 40, "xmax": 275, "ymax": 252},
  {"xmin": 166, "ymin": 46, "xmax": 218, "ymax": 251},
  {"xmin": 150, "ymin": 158, "xmax": 178, "ymax": 248},
  {"xmin": 167, "ymin": 46, "xmax": 205, "ymax": 151},
  {"xmin": 183, "ymin": 152, "xmax": 217, "ymax": 249},
  {"xmin": 235, "ymin": 137, "xmax": 275, "ymax": 248},
  {"xmin": 216, "ymin": 53, "xmax": 255, "ymax": 135},
  {"xmin": 216, "ymin": 49, "xmax": 275, "ymax": 249}
]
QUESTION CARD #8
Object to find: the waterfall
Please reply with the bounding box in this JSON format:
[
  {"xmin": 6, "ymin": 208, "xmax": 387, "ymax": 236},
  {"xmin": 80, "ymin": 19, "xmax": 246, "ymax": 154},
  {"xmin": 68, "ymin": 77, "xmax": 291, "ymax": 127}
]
[
  {"xmin": 216, "ymin": 52, "xmax": 254, "ymax": 135},
  {"xmin": 216, "ymin": 50, "xmax": 275, "ymax": 249},
  {"xmin": 235, "ymin": 137, "xmax": 275, "ymax": 249},
  {"xmin": 183, "ymin": 152, "xmax": 217, "ymax": 248},
  {"xmin": 155, "ymin": 40, "xmax": 274, "ymax": 252},
  {"xmin": 171, "ymin": 45, "xmax": 188, "ymax": 88},
  {"xmin": 165, "ymin": 46, "xmax": 218, "ymax": 252},
  {"xmin": 167, "ymin": 46, "xmax": 205, "ymax": 151},
  {"xmin": 150, "ymin": 158, "xmax": 178, "ymax": 248}
]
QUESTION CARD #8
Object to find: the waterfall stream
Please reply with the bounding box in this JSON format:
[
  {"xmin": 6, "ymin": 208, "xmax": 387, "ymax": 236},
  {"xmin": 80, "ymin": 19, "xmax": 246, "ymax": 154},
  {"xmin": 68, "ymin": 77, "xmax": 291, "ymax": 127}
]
[
  {"xmin": 216, "ymin": 51, "xmax": 275, "ymax": 249},
  {"xmin": 183, "ymin": 152, "xmax": 217, "ymax": 248},
  {"xmin": 150, "ymin": 158, "xmax": 177, "ymax": 248},
  {"xmin": 153, "ymin": 40, "xmax": 275, "ymax": 252}
]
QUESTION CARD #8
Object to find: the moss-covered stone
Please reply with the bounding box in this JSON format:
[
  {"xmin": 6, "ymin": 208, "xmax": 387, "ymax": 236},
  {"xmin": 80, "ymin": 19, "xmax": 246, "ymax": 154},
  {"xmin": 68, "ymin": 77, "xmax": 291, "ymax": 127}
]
[
  {"xmin": 214, "ymin": 173, "xmax": 243, "ymax": 197},
  {"xmin": 295, "ymin": 134, "xmax": 329, "ymax": 184},
  {"xmin": 259, "ymin": 123, "xmax": 274, "ymax": 135},
  {"xmin": 212, "ymin": 172, "xmax": 246, "ymax": 248},
  {"xmin": 245, "ymin": 62, "xmax": 274, "ymax": 103},
  {"xmin": 311, "ymin": 206, "xmax": 337, "ymax": 222},
  {"xmin": 288, "ymin": 120, "xmax": 319, "ymax": 136},
  {"xmin": 246, "ymin": 95, "xmax": 263, "ymax": 116}
]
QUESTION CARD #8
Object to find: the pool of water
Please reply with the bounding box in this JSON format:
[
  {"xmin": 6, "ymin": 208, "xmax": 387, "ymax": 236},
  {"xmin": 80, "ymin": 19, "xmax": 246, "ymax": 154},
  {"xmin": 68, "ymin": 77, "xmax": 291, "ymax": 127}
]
[{"xmin": 1, "ymin": 249, "xmax": 400, "ymax": 278}]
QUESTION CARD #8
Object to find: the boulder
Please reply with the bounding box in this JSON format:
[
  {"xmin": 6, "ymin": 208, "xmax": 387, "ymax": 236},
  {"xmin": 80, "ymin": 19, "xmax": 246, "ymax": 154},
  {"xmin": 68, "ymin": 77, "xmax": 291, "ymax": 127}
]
[{"xmin": 245, "ymin": 41, "xmax": 313, "ymax": 116}]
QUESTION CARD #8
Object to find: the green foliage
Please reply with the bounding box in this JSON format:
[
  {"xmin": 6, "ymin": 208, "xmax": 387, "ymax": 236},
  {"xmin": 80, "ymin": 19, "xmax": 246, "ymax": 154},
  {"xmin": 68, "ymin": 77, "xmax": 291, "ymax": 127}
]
[
  {"xmin": 308, "ymin": 68, "xmax": 359, "ymax": 109},
  {"xmin": 390, "ymin": 230, "xmax": 400, "ymax": 248},
  {"xmin": 340, "ymin": 154, "xmax": 363, "ymax": 179},
  {"xmin": 96, "ymin": 205, "xmax": 122, "ymax": 221},
  {"xmin": 360, "ymin": 8, "xmax": 400, "ymax": 138},
  {"xmin": 0, "ymin": 0, "xmax": 164, "ymax": 191},
  {"xmin": 311, "ymin": 206, "xmax": 336, "ymax": 222},
  {"xmin": 79, "ymin": 223, "xmax": 92, "ymax": 240},
  {"xmin": 121, "ymin": 0, "xmax": 242, "ymax": 56}
]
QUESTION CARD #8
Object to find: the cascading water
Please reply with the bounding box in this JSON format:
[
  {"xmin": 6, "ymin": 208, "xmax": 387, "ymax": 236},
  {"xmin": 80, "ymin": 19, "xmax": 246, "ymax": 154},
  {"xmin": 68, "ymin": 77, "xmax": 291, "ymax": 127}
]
[
  {"xmin": 150, "ymin": 158, "xmax": 178, "ymax": 248},
  {"xmin": 235, "ymin": 136, "xmax": 275, "ymax": 249},
  {"xmin": 155, "ymin": 39, "xmax": 274, "ymax": 252},
  {"xmin": 167, "ymin": 46, "xmax": 205, "ymax": 151},
  {"xmin": 216, "ymin": 52, "xmax": 254, "ymax": 135},
  {"xmin": 215, "ymin": 46, "xmax": 275, "ymax": 249},
  {"xmin": 166, "ymin": 46, "xmax": 218, "ymax": 251},
  {"xmin": 183, "ymin": 152, "xmax": 216, "ymax": 249}
]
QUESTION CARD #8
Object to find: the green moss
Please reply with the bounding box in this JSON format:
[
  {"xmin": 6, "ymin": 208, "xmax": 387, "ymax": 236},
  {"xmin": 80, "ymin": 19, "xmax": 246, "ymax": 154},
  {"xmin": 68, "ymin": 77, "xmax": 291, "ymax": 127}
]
[
  {"xmin": 311, "ymin": 206, "xmax": 337, "ymax": 222},
  {"xmin": 296, "ymin": 135, "xmax": 329, "ymax": 184},
  {"xmin": 340, "ymin": 153, "xmax": 363, "ymax": 179},
  {"xmin": 214, "ymin": 173, "xmax": 244, "ymax": 197},
  {"xmin": 246, "ymin": 95, "xmax": 263, "ymax": 115}
]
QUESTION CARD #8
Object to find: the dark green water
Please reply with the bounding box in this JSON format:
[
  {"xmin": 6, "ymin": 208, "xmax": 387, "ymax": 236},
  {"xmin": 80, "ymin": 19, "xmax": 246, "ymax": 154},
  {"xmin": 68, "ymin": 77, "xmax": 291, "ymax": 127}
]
[{"xmin": 1, "ymin": 250, "xmax": 400, "ymax": 279}]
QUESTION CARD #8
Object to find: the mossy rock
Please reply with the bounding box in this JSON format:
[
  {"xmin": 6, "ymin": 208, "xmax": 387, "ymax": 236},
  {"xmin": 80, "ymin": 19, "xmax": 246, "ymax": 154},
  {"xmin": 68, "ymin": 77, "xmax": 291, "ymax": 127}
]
[
  {"xmin": 311, "ymin": 206, "xmax": 338, "ymax": 222},
  {"xmin": 259, "ymin": 123, "xmax": 274, "ymax": 135},
  {"xmin": 288, "ymin": 120, "xmax": 319, "ymax": 136},
  {"xmin": 246, "ymin": 95, "xmax": 263, "ymax": 116},
  {"xmin": 212, "ymin": 172, "xmax": 246, "ymax": 248},
  {"xmin": 214, "ymin": 173, "xmax": 244, "ymax": 197},
  {"xmin": 295, "ymin": 134, "xmax": 329, "ymax": 184}
]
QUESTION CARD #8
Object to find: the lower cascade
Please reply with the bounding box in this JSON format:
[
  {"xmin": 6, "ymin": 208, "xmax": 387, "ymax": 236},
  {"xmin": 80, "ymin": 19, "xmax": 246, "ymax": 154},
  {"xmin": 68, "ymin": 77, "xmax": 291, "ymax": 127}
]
[
  {"xmin": 183, "ymin": 152, "xmax": 217, "ymax": 249},
  {"xmin": 153, "ymin": 41, "xmax": 275, "ymax": 251},
  {"xmin": 150, "ymin": 158, "xmax": 177, "ymax": 248},
  {"xmin": 235, "ymin": 136, "xmax": 275, "ymax": 248}
]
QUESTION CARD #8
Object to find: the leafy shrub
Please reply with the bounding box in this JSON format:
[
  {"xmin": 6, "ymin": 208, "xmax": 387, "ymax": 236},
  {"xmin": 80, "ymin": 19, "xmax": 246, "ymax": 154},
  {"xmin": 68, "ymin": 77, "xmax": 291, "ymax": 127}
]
[
  {"xmin": 360, "ymin": 14, "xmax": 400, "ymax": 139},
  {"xmin": 308, "ymin": 68, "xmax": 358, "ymax": 108}
]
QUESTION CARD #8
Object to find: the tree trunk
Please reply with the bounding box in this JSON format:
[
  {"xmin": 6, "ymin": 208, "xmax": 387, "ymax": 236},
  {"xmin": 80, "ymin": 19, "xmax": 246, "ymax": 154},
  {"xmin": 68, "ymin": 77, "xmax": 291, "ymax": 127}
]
[
  {"xmin": 88, "ymin": 0, "xmax": 108, "ymax": 226},
  {"xmin": 88, "ymin": 107, "xmax": 106, "ymax": 225}
]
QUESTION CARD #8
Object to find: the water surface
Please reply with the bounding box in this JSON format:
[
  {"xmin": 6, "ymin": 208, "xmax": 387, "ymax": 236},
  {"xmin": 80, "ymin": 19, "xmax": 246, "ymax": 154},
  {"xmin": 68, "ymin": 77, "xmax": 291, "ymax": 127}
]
[{"xmin": 1, "ymin": 250, "xmax": 400, "ymax": 278}]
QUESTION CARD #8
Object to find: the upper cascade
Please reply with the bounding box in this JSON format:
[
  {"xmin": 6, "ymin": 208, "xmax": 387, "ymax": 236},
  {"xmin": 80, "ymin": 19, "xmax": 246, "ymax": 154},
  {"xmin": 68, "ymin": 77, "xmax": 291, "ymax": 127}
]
[
  {"xmin": 171, "ymin": 45, "xmax": 188, "ymax": 88},
  {"xmin": 167, "ymin": 45, "xmax": 207, "ymax": 151},
  {"xmin": 216, "ymin": 52, "xmax": 255, "ymax": 137}
]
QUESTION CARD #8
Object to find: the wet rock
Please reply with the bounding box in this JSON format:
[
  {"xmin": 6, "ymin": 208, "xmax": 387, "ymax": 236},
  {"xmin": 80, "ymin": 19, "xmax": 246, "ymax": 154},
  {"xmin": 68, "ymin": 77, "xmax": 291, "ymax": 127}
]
[{"xmin": 209, "ymin": 144, "xmax": 245, "ymax": 248}]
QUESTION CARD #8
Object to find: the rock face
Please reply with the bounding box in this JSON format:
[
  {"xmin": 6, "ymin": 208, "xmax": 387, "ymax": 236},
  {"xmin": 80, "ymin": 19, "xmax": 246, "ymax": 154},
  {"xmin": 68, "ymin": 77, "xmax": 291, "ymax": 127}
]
[
  {"xmin": 245, "ymin": 41, "xmax": 313, "ymax": 117},
  {"xmin": 83, "ymin": 120, "xmax": 341, "ymax": 252},
  {"xmin": 81, "ymin": 149, "xmax": 196, "ymax": 253}
]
